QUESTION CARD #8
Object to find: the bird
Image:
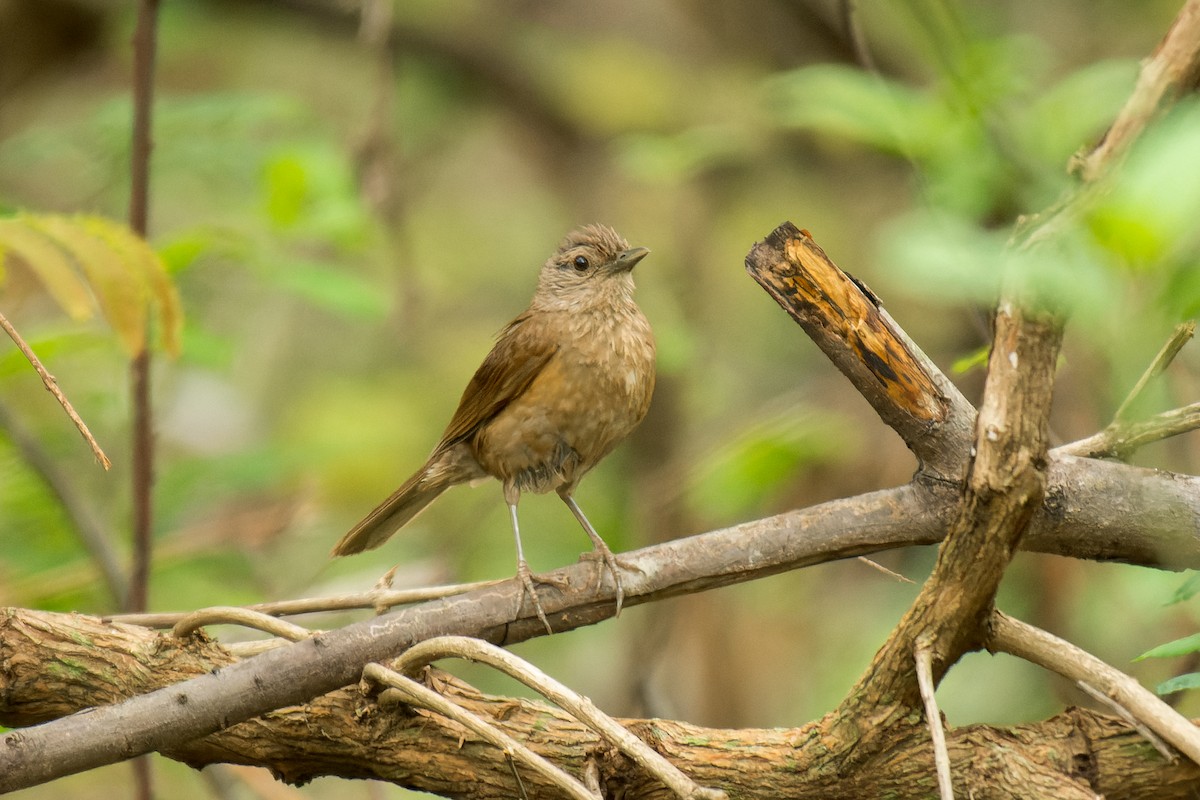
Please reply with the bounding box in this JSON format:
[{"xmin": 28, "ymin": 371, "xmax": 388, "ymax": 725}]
[{"xmin": 332, "ymin": 224, "xmax": 655, "ymax": 632}]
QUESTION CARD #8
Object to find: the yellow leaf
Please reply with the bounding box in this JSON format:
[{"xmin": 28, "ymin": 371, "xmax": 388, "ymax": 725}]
[
  {"xmin": 0, "ymin": 217, "xmax": 95, "ymax": 321},
  {"xmin": 81, "ymin": 216, "xmax": 184, "ymax": 357},
  {"xmin": 31, "ymin": 214, "xmax": 147, "ymax": 356}
]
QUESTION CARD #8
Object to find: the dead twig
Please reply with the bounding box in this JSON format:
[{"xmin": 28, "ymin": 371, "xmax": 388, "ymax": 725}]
[
  {"xmin": 0, "ymin": 310, "xmax": 111, "ymax": 469},
  {"xmin": 392, "ymin": 636, "xmax": 727, "ymax": 800},
  {"xmin": 915, "ymin": 639, "xmax": 954, "ymax": 800},
  {"xmin": 989, "ymin": 610, "xmax": 1200, "ymax": 765}
]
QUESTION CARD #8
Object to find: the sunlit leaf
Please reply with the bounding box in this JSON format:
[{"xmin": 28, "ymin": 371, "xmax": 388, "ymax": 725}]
[
  {"xmin": 1135, "ymin": 632, "xmax": 1200, "ymax": 661},
  {"xmin": 951, "ymin": 345, "xmax": 989, "ymax": 375},
  {"xmin": 1156, "ymin": 672, "xmax": 1200, "ymax": 696},
  {"xmin": 30, "ymin": 215, "xmax": 148, "ymax": 356},
  {"xmin": 0, "ymin": 217, "xmax": 95, "ymax": 320},
  {"xmin": 264, "ymin": 154, "xmax": 309, "ymax": 228},
  {"xmin": 81, "ymin": 215, "xmax": 184, "ymax": 357}
]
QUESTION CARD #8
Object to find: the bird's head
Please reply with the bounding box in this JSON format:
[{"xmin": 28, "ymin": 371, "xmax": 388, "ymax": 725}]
[{"xmin": 533, "ymin": 224, "xmax": 649, "ymax": 312}]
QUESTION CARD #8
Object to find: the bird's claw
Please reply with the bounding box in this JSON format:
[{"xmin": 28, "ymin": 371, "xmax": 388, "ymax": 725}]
[
  {"xmin": 579, "ymin": 548, "xmax": 640, "ymax": 617},
  {"xmin": 516, "ymin": 560, "xmax": 561, "ymax": 634}
]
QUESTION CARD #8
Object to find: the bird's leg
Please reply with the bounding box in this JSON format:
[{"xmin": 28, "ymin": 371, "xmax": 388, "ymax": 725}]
[
  {"xmin": 505, "ymin": 484, "xmax": 553, "ymax": 634},
  {"xmin": 558, "ymin": 491, "xmax": 637, "ymax": 617}
]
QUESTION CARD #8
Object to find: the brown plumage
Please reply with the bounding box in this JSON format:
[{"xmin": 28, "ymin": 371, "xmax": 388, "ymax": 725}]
[{"xmin": 332, "ymin": 224, "xmax": 655, "ymax": 630}]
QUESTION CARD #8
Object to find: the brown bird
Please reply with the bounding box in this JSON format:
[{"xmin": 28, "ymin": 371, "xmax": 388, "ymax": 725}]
[{"xmin": 332, "ymin": 224, "xmax": 655, "ymax": 631}]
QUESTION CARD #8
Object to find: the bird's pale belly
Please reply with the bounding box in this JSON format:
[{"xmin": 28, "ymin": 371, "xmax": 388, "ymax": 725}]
[{"xmin": 473, "ymin": 347, "xmax": 653, "ymax": 494}]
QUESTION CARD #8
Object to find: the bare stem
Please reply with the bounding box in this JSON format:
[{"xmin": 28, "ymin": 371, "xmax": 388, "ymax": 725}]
[
  {"xmin": 1114, "ymin": 321, "xmax": 1195, "ymax": 421},
  {"xmin": 0, "ymin": 310, "xmax": 111, "ymax": 469},
  {"xmin": 989, "ymin": 610, "xmax": 1200, "ymax": 765},
  {"xmin": 915, "ymin": 640, "xmax": 955, "ymax": 800},
  {"xmin": 126, "ymin": 0, "xmax": 160, "ymax": 618}
]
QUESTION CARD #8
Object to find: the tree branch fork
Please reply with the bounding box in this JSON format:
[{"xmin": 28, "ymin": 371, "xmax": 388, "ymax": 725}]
[{"xmin": 2, "ymin": 221, "xmax": 1199, "ymax": 797}]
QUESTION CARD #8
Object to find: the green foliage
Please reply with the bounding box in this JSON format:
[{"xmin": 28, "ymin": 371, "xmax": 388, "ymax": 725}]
[
  {"xmin": 1156, "ymin": 673, "xmax": 1200, "ymax": 696},
  {"xmin": 0, "ymin": 213, "xmax": 182, "ymax": 356},
  {"xmin": 688, "ymin": 408, "xmax": 855, "ymax": 524},
  {"xmin": 1136, "ymin": 632, "xmax": 1200, "ymax": 661},
  {"xmin": 1170, "ymin": 572, "xmax": 1200, "ymax": 605}
]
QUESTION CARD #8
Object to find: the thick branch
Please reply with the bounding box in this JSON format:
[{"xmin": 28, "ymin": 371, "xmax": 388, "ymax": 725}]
[
  {"xmin": 745, "ymin": 224, "xmax": 975, "ymax": 479},
  {"xmin": 2, "ymin": 608, "xmax": 1198, "ymax": 798},
  {"xmin": 826, "ymin": 299, "xmax": 1062, "ymax": 767}
]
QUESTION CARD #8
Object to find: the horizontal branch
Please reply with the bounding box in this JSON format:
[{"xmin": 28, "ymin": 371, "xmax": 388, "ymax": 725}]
[
  {"xmin": 3, "ymin": 608, "xmax": 1199, "ymax": 798},
  {"xmin": 2, "ymin": 443, "xmax": 1198, "ymax": 790}
]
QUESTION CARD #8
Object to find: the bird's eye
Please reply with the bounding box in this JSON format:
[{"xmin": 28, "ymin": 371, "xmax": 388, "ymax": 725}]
[{"xmin": 573, "ymin": 255, "xmax": 589, "ymax": 271}]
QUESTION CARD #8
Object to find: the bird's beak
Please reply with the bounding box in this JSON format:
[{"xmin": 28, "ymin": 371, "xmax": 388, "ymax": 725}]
[{"xmin": 612, "ymin": 246, "xmax": 650, "ymax": 272}]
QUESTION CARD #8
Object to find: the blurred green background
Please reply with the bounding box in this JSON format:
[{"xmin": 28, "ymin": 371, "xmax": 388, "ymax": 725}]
[{"xmin": 2, "ymin": 0, "xmax": 1199, "ymax": 797}]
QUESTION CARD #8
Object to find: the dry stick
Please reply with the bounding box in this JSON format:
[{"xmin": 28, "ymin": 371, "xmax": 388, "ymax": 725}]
[
  {"xmin": 1075, "ymin": 680, "xmax": 1176, "ymax": 763},
  {"xmin": 363, "ymin": 663, "xmax": 599, "ymax": 800},
  {"xmin": 989, "ymin": 610, "xmax": 1200, "ymax": 765},
  {"xmin": 1114, "ymin": 320, "xmax": 1196, "ymax": 421},
  {"xmin": 171, "ymin": 607, "xmax": 315, "ymax": 641},
  {"xmin": 915, "ymin": 640, "xmax": 954, "ymax": 800},
  {"xmin": 391, "ymin": 636, "xmax": 727, "ymax": 800},
  {"xmin": 856, "ymin": 556, "xmax": 914, "ymax": 583},
  {"xmin": 104, "ymin": 579, "xmax": 505, "ymax": 628},
  {"xmin": 0, "ymin": 310, "xmax": 111, "ymax": 469}
]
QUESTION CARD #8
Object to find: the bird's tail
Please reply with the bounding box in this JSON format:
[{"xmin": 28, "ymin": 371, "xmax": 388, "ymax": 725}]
[{"xmin": 331, "ymin": 463, "xmax": 451, "ymax": 556}]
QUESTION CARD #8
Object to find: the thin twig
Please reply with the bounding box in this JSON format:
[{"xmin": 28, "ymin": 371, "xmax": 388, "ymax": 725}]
[
  {"xmin": 989, "ymin": 610, "xmax": 1200, "ymax": 765},
  {"xmin": 171, "ymin": 606, "xmax": 316, "ymax": 641},
  {"xmin": 1057, "ymin": 401, "xmax": 1200, "ymax": 459},
  {"xmin": 392, "ymin": 636, "xmax": 727, "ymax": 800},
  {"xmin": 915, "ymin": 640, "xmax": 954, "ymax": 800},
  {"xmin": 1075, "ymin": 0, "xmax": 1200, "ymax": 183},
  {"xmin": 104, "ymin": 579, "xmax": 505, "ymax": 628},
  {"xmin": 857, "ymin": 556, "xmax": 915, "ymax": 583},
  {"xmin": 1114, "ymin": 321, "xmax": 1195, "ymax": 421},
  {"xmin": 363, "ymin": 663, "xmax": 599, "ymax": 800},
  {"xmin": 1076, "ymin": 680, "xmax": 1176, "ymax": 763},
  {"xmin": 0, "ymin": 310, "xmax": 111, "ymax": 469}
]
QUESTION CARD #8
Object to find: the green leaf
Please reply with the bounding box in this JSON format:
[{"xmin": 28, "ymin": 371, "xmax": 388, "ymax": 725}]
[
  {"xmin": 952, "ymin": 345, "xmax": 989, "ymax": 375},
  {"xmin": 767, "ymin": 65, "xmax": 940, "ymax": 156},
  {"xmin": 0, "ymin": 217, "xmax": 95, "ymax": 320},
  {"xmin": 273, "ymin": 260, "xmax": 390, "ymax": 320},
  {"xmin": 264, "ymin": 154, "xmax": 309, "ymax": 228},
  {"xmin": 1156, "ymin": 672, "xmax": 1200, "ymax": 696},
  {"xmin": 1169, "ymin": 572, "xmax": 1200, "ymax": 605},
  {"xmin": 1088, "ymin": 100, "xmax": 1200, "ymax": 266},
  {"xmin": 1135, "ymin": 632, "xmax": 1200, "ymax": 661}
]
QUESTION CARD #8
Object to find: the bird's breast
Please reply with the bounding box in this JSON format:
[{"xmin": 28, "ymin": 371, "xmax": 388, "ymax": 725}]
[{"xmin": 473, "ymin": 305, "xmax": 655, "ymax": 493}]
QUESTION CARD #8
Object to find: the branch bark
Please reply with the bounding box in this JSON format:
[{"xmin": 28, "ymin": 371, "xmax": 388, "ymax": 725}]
[{"xmin": 3, "ymin": 608, "xmax": 1198, "ymax": 799}]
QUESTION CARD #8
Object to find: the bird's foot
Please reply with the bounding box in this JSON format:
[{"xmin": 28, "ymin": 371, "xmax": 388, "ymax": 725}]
[
  {"xmin": 515, "ymin": 559, "xmax": 563, "ymax": 635},
  {"xmin": 579, "ymin": 547, "xmax": 641, "ymax": 618}
]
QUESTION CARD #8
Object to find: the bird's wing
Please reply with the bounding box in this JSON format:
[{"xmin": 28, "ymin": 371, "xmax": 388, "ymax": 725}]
[{"xmin": 436, "ymin": 312, "xmax": 558, "ymax": 447}]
